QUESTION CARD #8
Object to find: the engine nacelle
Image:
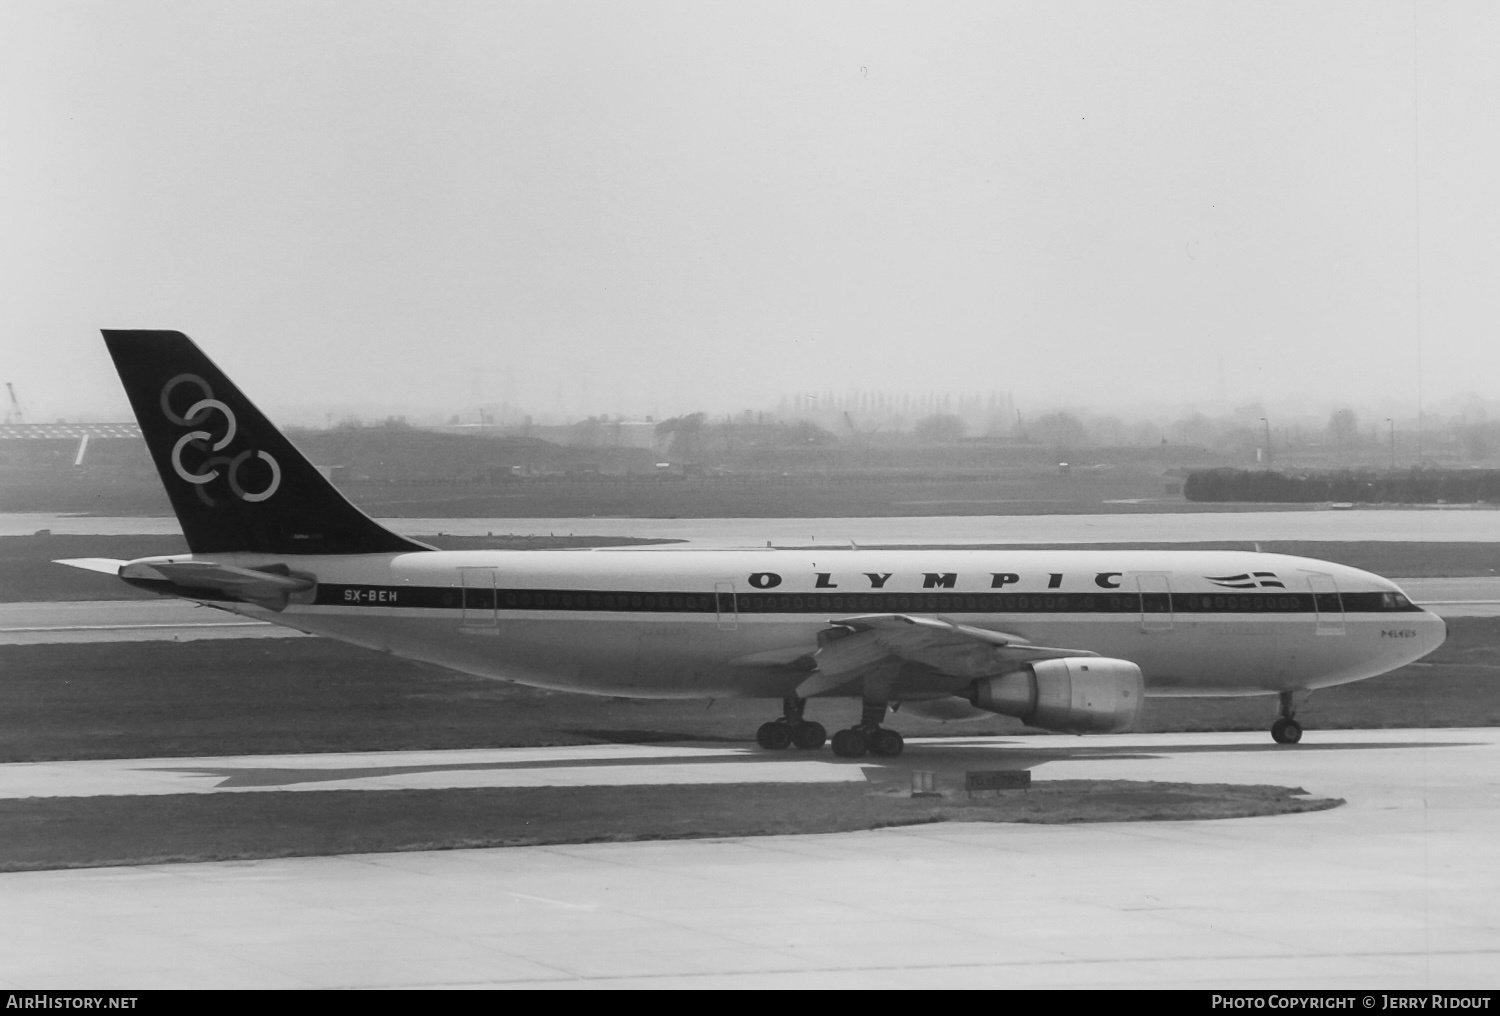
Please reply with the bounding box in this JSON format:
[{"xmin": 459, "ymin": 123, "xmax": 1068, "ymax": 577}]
[{"xmin": 968, "ymin": 657, "xmax": 1144, "ymax": 733}]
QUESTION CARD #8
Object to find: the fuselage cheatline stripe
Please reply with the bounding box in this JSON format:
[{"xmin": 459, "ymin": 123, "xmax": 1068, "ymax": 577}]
[{"xmin": 307, "ymin": 586, "xmax": 1411, "ymax": 615}]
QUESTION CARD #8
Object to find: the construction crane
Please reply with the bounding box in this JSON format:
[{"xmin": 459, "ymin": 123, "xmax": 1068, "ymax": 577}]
[{"xmin": 4, "ymin": 383, "xmax": 23, "ymax": 424}]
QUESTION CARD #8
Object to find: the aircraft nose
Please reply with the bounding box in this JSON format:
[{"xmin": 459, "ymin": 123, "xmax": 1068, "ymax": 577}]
[{"xmin": 1424, "ymin": 609, "xmax": 1448, "ymax": 653}]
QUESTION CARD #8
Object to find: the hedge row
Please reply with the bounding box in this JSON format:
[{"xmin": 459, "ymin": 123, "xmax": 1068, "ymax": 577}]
[{"xmin": 1183, "ymin": 468, "xmax": 1500, "ymax": 504}]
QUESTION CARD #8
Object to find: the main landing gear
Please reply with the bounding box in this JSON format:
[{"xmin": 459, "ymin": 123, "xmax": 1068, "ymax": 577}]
[
  {"xmin": 830, "ymin": 700, "xmax": 904, "ymax": 759},
  {"xmin": 756, "ymin": 696, "xmax": 827, "ymax": 751},
  {"xmin": 1271, "ymin": 690, "xmax": 1304, "ymax": 745},
  {"xmin": 754, "ymin": 696, "xmax": 905, "ymax": 757}
]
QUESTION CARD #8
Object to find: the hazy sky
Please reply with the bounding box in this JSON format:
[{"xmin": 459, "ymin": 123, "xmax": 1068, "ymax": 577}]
[{"xmin": 2, "ymin": 1, "xmax": 1498, "ymax": 424}]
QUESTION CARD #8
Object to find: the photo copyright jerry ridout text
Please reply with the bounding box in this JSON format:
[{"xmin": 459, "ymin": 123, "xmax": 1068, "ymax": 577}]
[
  {"xmin": 1212, "ymin": 998, "xmax": 1493, "ymax": 1010},
  {"xmin": 7, "ymin": 998, "xmax": 138, "ymax": 1010}
]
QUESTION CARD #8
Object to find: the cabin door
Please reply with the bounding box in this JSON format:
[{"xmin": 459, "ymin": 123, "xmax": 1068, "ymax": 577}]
[
  {"xmin": 715, "ymin": 581, "xmax": 738, "ymax": 632},
  {"xmin": 1137, "ymin": 573, "xmax": 1173, "ymax": 632},
  {"xmin": 1307, "ymin": 573, "xmax": 1345, "ymax": 636},
  {"xmin": 460, "ymin": 566, "xmax": 498, "ymax": 631}
]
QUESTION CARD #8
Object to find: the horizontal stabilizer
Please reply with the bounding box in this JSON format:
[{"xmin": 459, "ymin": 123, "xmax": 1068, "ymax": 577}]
[
  {"xmin": 120, "ymin": 559, "xmax": 315, "ymax": 610},
  {"xmin": 125, "ymin": 560, "xmax": 315, "ymax": 592},
  {"xmin": 53, "ymin": 558, "xmax": 127, "ymax": 576}
]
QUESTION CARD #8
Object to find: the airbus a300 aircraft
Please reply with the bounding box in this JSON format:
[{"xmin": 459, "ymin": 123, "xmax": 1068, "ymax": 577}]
[{"xmin": 60, "ymin": 331, "xmax": 1446, "ymax": 757}]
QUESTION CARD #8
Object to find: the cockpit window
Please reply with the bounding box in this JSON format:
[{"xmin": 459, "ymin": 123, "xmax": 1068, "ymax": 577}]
[{"xmin": 1381, "ymin": 592, "xmax": 1411, "ymax": 610}]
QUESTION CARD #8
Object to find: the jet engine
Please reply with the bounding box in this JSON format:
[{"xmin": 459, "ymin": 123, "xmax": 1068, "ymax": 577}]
[{"xmin": 967, "ymin": 657, "xmax": 1143, "ymax": 733}]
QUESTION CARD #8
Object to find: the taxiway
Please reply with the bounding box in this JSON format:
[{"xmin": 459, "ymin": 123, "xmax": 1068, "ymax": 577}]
[
  {"xmin": 1, "ymin": 728, "xmax": 1496, "ymax": 988},
  {"xmin": 0, "ymin": 599, "xmax": 301, "ymax": 645}
]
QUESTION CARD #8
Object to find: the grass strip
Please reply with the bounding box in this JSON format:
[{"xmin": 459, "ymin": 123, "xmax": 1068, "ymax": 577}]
[{"xmin": 0, "ymin": 780, "xmax": 1340, "ymax": 872}]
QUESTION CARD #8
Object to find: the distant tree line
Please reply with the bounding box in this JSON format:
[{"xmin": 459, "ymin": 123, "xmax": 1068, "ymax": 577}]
[{"xmin": 1185, "ymin": 468, "xmax": 1500, "ymax": 504}]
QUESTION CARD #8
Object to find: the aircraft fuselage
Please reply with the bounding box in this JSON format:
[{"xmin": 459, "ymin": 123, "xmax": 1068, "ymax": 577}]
[{"xmin": 123, "ymin": 547, "xmax": 1445, "ymax": 702}]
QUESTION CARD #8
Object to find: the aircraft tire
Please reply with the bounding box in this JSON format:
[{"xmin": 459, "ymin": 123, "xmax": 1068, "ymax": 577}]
[
  {"xmin": 1271, "ymin": 718, "xmax": 1303, "ymax": 745},
  {"xmin": 869, "ymin": 728, "xmax": 904, "ymax": 758},
  {"xmin": 791, "ymin": 721, "xmax": 827, "ymax": 750},
  {"xmin": 831, "ymin": 728, "xmax": 868, "ymax": 758},
  {"xmin": 757, "ymin": 721, "xmax": 792, "ymax": 750}
]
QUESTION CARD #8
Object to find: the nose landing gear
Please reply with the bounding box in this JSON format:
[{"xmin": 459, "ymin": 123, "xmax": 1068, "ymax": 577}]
[
  {"xmin": 755, "ymin": 696, "xmax": 827, "ymax": 751},
  {"xmin": 1270, "ymin": 690, "xmax": 1304, "ymax": 744}
]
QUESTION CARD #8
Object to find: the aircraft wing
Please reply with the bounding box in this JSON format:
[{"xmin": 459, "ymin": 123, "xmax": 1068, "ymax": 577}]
[
  {"xmin": 732, "ymin": 612, "xmax": 1095, "ymax": 699},
  {"xmin": 827, "ymin": 613, "xmax": 1093, "ymax": 660}
]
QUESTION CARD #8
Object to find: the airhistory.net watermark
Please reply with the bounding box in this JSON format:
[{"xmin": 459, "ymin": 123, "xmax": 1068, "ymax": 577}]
[{"xmin": 6, "ymin": 998, "xmax": 138, "ymax": 1010}]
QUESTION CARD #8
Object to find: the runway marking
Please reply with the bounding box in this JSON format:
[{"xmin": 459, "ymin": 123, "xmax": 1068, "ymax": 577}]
[
  {"xmin": 157, "ymin": 751, "xmax": 863, "ymax": 788},
  {"xmin": 506, "ymin": 892, "xmax": 599, "ymax": 912},
  {"xmin": 0, "ymin": 734, "xmax": 1481, "ymax": 800},
  {"xmin": 2, "ymin": 621, "xmax": 270, "ymax": 632},
  {"xmin": 428, "ymin": 946, "xmax": 1500, "ymax": 989},
  {"xmin": 0, "ymin": 745, "xmax": 870, "ymax": 798},
  {"xmin": 0, "ymin": 600, "xmax": 310, "ymax": 644}
]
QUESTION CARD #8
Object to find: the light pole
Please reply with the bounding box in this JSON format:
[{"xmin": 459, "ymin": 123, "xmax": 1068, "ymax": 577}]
[
  {"xmin": 1386, "ymin": 418, "xmax": 1396, "ymax": 470},
  {"xmin": 1260, "ymin": 417, "xmax": 1271, "ymax": 466}
]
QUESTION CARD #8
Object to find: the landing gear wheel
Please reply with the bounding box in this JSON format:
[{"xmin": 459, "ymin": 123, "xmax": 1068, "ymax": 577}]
[
  {"xmin": 1271, "ymin": 718, "xmax": 1303, "ymax": 745},
  {"xmin": 869, "ymin": 728, "xmax": 905, "ymax": 758},
  {"xmin": 756, "ymin": 721, "xmax": 792, "ymax": 750},
  {"xmin": 791, "ymin": 721, "xmax": 827, "ymax": 750},
  {"xmin": 831, "ymin": 728, "xmax": 869, "ymax": 758}
]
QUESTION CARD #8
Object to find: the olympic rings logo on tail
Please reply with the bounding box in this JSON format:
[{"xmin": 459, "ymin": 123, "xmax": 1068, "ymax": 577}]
[{"xmin": 161, "ymin": 373, "xmax": 281, "ymax": 504}]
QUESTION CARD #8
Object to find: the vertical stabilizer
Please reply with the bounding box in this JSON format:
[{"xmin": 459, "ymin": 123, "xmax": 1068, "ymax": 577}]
[{"xmin": 102, "ymin": 329, "xmax": 430, "ymax": 555}]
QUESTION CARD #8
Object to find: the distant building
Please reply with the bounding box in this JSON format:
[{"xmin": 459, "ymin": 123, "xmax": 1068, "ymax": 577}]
[
  {"xmin": 527, "ymin": 420, "xmax": 660, "ymax": 451},
  {"xmin": 0, "ymin": 422, "xmax": 147, "ymax": 471},
  {"xmin": 429, "ymin": 419, "xmax": 659, "ymax": 451}
]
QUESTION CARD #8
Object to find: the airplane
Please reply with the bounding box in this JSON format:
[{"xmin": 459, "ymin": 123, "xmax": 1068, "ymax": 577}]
[{"xmin": 57, "ymin": 330, "xmax": 1447, "ymax": 756}]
